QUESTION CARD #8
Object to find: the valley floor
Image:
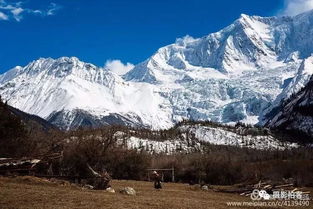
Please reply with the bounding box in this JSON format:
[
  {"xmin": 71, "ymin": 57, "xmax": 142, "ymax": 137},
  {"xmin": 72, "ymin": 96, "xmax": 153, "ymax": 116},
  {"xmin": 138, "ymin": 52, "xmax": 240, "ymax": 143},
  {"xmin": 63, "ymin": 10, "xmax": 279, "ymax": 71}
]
[{"xmin": 0, "ymin": 176, "xmax": 311, "ymax": 209}]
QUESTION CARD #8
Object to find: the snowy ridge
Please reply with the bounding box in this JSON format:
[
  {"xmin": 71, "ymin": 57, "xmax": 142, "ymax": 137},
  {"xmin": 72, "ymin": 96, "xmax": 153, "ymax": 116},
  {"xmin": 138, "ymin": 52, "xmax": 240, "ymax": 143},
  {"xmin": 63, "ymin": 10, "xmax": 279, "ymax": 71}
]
[
  {"xmin": 266, "ymin": 75, "xmax": 313, "ymax": 140},
  {"xmin": 179, "ymin": 125, "xmax": 298, "ymax": 150},
  {"xmin": 113, "ymin": 124, "xmax": 298, "ymax": 154},
  {"xmin": 276, "ymin": 56, "xmax": 313, "ymax": 101},
  {"xmin": 260, "ymin": 56, "xmax": 313, "ymax": 124},
  {"xmin": 115, "ymin": 134, "xmax": 202, "ymax": 154}
]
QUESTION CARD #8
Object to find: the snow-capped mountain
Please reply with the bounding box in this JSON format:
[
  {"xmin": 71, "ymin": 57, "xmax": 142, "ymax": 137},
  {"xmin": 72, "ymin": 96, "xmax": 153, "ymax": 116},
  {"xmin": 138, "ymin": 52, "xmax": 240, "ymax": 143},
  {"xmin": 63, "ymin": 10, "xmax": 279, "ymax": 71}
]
[
  {"xmin": 266, "ymin": 75, "xmax": 313, "ymax": 142},
  {"xmin": 125, "ymin": 12, "xmax": 313, "ymax": 125},
  {"xmin": 0, "ymin": 57, "xmax": 173, "ymax": 130},
  {"xmin": 2, "ymin": 11, "xmax": 313, "ymax": 130}
]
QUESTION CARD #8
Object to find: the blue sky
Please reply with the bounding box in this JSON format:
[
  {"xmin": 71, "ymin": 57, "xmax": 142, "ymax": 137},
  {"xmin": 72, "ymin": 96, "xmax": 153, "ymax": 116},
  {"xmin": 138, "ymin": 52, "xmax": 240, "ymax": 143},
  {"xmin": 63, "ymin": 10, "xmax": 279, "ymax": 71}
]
[{"xmin": 0, "ymin": 0, "xmax": 310, "ymax": 73}]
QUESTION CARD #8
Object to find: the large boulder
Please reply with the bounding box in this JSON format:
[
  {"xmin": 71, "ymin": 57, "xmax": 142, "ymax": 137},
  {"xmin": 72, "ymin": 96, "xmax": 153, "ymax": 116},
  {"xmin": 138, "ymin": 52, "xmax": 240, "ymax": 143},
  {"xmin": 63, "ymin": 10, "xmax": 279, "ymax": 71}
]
[{"xmin": 119, "ymin": 187, "xmax": 136, "ymax": 196}]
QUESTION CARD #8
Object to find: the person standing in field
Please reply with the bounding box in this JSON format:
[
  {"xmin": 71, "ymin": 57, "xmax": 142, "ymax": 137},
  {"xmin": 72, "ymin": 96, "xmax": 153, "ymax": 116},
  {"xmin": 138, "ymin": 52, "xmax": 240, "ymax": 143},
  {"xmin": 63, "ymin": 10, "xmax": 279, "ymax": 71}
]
[{"xmin": 152, "ymin": 171, "xmax": 162, "ymax": 189}]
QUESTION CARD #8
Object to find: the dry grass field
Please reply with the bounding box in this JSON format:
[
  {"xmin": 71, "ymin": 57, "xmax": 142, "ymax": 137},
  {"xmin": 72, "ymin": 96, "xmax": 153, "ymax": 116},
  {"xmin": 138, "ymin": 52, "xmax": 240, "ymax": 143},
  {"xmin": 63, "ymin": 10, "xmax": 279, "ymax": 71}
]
[{"xmin": 0, "ymin": 176, "xmax": 311, "ymax": 209}]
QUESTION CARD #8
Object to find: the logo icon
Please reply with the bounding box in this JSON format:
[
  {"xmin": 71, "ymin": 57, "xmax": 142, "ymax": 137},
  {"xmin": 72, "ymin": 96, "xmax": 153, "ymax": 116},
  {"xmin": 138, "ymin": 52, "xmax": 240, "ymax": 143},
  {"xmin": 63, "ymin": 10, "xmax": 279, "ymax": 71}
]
[{"xmin": 250, "ymin": 189, "xmax": 271, "ymax": 201}]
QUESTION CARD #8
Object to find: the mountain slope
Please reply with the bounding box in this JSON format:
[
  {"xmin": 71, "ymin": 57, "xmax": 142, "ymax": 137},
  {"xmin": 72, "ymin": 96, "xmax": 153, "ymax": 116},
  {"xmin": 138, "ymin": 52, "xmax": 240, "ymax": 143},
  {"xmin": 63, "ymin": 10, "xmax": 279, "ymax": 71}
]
[
  {"xmin": 112, "ymin": 121, "xmax": 299, "ymax": 153},
  {"xmin": 7, "ymin": 105, "xmax": 57, "ymax": 132},
  {"xmin": 259, "ymin": 56, "xmax": 313, "ymax": 124},
  {"xmin": 1, "ymin": 11, "xmax": 313, "ymax": 130},
  {"xmin": 0, "ymin": 97, "xmax": 56, "ymax": 157},
  {"xmin": 0, "ymin": 96, "xmax": 56, "ymax": 132},
  {"xmin": 266, "ymin": 75, "xmax": 313, "ymax": 142}
]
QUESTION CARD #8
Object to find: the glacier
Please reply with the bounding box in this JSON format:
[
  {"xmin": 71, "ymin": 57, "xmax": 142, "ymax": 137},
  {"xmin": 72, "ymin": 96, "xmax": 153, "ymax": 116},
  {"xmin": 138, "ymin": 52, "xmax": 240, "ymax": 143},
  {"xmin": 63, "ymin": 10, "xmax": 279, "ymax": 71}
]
[{"xmin": 1, "ymin": 11, "xmax": 313, "ymax": 130}]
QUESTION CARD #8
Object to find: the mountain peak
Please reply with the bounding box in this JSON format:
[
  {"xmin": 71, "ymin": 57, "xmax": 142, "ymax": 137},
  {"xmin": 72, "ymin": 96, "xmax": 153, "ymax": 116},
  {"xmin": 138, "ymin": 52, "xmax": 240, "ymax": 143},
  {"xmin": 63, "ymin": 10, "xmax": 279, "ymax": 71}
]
[
  {"xmin": 27, "ymin": 56, "xmax": 92, "ymax": 68},
  {"xmin": 239, "ymin": 13, "xmax": 252, "ymax": 20},
  {"xmin": 238, "ymin": 13, "xmax": 268, "ymax": 23},
  {"xmin": 14, "ymin": 56, "xmax": 100, "ymax": 79},
  {"xmin": 175, "ymin": 35, "xmax": 198, "ymax": 46},
  {"xmin": 29, "ymin": 56, "xmax": 90, "ymax": 68}
]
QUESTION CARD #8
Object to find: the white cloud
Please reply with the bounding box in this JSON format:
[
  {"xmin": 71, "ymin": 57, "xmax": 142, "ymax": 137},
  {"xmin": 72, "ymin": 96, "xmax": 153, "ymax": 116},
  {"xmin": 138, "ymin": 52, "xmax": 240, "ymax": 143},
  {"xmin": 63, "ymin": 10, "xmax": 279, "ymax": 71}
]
[
  {"xmin": 0, "ymin": 11, "xmax": 8, "ymax": 20},
  {"xmin": 11, "ymin": 7, "xmax": 23, "ymax": 21},
  {"xmin": 104, "ymin": 60, "xmax": 135, "ymax": 76},
  {"xmin": 47, "ymin": 3, "xmax": 61, "ymax": 16},
  {"xmin": 0, "ymin": 1, "xmax": 61, "ymax": 22},
  {"xmin": 281, "ymin": 0, "xmax": 313, "ymax": 16}
]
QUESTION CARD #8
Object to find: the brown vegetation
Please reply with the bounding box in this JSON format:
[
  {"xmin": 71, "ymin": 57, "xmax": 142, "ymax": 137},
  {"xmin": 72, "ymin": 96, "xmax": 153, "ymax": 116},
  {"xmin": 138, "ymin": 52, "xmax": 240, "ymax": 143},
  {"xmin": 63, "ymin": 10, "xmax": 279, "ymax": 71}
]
[{"xmin": 0, "ymin": 176, "xmax": 285, "ymax": 209}]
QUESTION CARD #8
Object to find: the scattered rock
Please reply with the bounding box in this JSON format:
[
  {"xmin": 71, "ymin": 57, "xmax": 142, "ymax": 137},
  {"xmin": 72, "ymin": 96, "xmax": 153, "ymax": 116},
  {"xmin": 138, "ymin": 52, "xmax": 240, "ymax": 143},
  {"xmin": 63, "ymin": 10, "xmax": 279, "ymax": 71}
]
[
  {"xmin": 201, "ymin": 185, "xmax": 209, "ymax": 191},
  {"xmin": 119, "ymin": 187, "xmax": 136, "ymax": 196},
  {"xmin": 106, "ymin": 187, "xmax": 115, "ymax": 193},
  {"xmin": 83, "ymin": 184, "xmax": 94, "ymax": 190}
]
